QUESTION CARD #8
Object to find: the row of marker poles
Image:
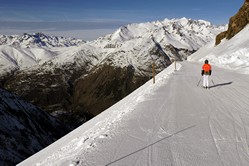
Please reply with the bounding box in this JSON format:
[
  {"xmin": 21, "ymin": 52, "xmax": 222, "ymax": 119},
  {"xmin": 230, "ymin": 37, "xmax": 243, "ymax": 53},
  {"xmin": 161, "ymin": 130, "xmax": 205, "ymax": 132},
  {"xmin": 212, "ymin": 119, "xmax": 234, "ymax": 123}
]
[{"xmin": 152, "ymin": 60, "xmax": 177, "ymax": 84}]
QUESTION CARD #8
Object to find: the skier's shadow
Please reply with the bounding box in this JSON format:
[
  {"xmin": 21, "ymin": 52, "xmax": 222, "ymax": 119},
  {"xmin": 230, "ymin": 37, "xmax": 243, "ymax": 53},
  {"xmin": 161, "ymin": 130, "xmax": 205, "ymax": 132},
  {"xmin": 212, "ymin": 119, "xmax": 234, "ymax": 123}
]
[{"xmin": 209, "ymin": 81, "xmax": 233, "ymax": 89}]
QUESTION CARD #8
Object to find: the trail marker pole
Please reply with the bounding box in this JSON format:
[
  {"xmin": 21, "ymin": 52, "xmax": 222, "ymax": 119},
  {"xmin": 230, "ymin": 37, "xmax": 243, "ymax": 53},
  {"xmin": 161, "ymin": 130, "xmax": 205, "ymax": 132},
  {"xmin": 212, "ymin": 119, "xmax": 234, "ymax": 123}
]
[{"xmin": 152, "ymin": 62, "xmax": 155, "ymax": 84}]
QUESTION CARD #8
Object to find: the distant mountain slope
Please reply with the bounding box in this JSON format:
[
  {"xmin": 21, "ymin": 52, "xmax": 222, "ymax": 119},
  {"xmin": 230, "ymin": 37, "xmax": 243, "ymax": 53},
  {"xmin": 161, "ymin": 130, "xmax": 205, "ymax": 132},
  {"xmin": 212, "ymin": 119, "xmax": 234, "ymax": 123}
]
[
  {"xmin": 88, "ymin": 17, "xmax": 226, "ymax": 70},
  {"xmin": 93, "ymin": 17, "xmax": 224, "ymax": 50},
  {"xmin": 0, "ymin": 88, "xmax": 69, "ymax": 166},
  {"xmin": 0, "ymin": 33, "xmax": 85, "ymax": 76},
  {"xmin": 0, "ymin": 32, "xmax": 85, "ymax": 47}
]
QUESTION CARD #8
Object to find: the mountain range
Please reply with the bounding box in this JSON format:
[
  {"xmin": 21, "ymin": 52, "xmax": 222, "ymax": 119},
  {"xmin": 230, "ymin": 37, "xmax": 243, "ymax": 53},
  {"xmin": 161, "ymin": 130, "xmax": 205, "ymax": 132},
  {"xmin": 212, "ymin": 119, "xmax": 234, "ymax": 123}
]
[
  {"xmin": 0, "ymin": 18, "xmax": 226, "ymax": 129},
  {"xmin": 0, "ymin": 18, "xmax": 225, "ymax": 77}
]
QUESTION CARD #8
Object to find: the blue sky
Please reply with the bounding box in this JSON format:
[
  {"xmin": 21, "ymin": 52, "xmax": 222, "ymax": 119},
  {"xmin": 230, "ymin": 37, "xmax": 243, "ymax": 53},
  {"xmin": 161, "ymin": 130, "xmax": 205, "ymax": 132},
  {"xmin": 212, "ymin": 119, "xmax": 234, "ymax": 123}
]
[{"xmin": 0, "ymin": 0, "xmax": 245, "ymax": 40}]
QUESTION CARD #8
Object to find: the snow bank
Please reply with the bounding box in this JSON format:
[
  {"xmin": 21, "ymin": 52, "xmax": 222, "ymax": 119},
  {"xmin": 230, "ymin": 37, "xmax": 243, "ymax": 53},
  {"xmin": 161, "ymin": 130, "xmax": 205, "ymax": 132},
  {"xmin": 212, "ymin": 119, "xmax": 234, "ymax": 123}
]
[{"xmin": 189, "ymin": 25, "xmax": 249, "ymax": 74}]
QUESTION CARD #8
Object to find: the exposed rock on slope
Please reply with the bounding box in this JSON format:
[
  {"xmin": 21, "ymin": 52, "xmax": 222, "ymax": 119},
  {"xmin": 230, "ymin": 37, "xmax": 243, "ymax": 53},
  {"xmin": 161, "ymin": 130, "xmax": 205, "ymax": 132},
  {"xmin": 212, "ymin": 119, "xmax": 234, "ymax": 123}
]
[{"xmin": 216, "ymin": 0, "xmax": 249, "ymax": 45}]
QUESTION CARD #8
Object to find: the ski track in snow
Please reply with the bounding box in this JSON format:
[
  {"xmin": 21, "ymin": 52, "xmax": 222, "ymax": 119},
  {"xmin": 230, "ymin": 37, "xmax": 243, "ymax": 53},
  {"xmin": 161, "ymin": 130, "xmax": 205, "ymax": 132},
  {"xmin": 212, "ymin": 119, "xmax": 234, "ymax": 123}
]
[{"xmin": 18, "ymin": 61, "xmax": 249, "ymax": 166}]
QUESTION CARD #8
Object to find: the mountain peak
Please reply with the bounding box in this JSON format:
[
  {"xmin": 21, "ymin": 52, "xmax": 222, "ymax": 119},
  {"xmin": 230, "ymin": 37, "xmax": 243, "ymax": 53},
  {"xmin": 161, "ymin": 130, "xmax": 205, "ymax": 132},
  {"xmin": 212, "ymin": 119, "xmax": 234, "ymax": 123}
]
[{"xmin": 102, "ymin": 18, "xmax": 225, "ymax": 50}]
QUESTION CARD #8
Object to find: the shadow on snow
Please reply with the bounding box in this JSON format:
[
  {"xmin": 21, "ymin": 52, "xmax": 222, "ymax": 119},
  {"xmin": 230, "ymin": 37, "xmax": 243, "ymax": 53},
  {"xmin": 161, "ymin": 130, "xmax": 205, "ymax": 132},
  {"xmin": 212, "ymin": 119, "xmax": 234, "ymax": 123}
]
[{"xmin": 209, "ymin": 81, "xmax": 233, "ymax": 89}]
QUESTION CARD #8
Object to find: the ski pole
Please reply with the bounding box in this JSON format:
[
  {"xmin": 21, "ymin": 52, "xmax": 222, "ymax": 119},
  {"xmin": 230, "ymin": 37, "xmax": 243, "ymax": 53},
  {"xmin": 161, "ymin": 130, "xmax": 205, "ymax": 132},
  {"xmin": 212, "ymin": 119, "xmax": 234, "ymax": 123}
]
[
  {"xmin": 211, "ymin": 79, "xmax": 215, "ymax": 86},
  {"xmin": 197, "ymin": 77, "xmax": 202, "ymax": 87}
]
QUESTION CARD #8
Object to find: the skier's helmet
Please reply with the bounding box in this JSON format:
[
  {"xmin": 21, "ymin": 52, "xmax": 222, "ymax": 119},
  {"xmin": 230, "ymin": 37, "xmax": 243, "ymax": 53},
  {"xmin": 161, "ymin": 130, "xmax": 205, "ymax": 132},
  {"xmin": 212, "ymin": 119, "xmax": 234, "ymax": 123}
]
[{"xmin": 205, "ymin": 59, "xmax": 208, "ymax": 64}]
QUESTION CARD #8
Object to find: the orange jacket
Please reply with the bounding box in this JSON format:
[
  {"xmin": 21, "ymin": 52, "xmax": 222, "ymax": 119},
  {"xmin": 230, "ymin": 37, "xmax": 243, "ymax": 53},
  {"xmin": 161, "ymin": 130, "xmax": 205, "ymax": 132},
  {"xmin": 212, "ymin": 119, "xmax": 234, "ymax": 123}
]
[
  {"xmin": 202, "ymin": 64, "xmax": 212, "ymax": 75},
  {"xmin": 202, "ymin": 64, "xmax": 211, "ymax": 72}
]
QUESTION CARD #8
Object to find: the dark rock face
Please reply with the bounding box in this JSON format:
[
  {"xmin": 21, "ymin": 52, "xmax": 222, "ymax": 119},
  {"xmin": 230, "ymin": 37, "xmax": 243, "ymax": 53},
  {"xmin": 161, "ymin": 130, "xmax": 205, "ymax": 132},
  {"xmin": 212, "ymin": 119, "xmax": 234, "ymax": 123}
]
[
  {"xmin": 216, "ymin": 0, "xmax": 249, "ymax": 45},
  {"xmin": 0, "ymin": 88, "xmax": 69, "ymax": 166},
  {"xmin": 72, "ymin": 65, "xmax": 148, "ymax": 117}
]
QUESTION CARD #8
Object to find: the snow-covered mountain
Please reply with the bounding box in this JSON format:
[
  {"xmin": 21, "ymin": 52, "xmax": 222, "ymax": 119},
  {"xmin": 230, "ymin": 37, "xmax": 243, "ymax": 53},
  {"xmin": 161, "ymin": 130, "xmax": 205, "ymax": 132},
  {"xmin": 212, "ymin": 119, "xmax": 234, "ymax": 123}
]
[
  {"xmin": 0, "ymin": 18, "xmax": 225, "ymax": 77},
  {"xmin": 93, "ymin": 17, "xmax": 223, "ymax": 50},
  {"xmin": 1, "ymin": 18, "xmax": 226, "ymax": 129},
  {"xmin": 0, "ymin": 33, "xmax": 85, "ymax": 76},
  {"xmin": 0, "ymin": 88, "xmax": 69, "ymax": 166},
  {"xmin": 17, "ymin": 19, "xmax": 249, "ymax": 166},
  {"xmin": 88, "ymin": 17, "xmax": 226, "ymax": 70},
  {"xmin": 0, "ymin": 32, "xmax": 85, "ymax": 47}
]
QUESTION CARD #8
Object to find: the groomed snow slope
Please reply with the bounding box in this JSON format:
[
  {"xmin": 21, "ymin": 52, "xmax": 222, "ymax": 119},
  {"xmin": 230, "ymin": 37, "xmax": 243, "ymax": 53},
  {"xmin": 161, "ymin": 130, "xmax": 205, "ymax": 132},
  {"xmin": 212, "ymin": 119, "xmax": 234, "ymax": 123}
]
[{"xmin": 18, "ymin": 61, "xmax": 249, "ymax": 166}]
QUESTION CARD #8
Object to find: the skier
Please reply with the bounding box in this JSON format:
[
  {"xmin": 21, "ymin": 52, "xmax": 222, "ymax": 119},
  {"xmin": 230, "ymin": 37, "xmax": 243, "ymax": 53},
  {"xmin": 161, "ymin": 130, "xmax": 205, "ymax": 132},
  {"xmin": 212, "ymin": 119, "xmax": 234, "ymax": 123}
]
[{"xmin": 201, "ymin": 59, "xmax": 212, "ymax": 89}]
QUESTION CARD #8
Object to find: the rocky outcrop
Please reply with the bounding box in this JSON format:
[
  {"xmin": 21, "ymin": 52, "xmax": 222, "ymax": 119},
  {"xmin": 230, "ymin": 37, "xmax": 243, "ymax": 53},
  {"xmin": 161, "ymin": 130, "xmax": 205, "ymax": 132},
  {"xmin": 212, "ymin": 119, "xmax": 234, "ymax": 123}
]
[{"xmin": 216, "ymin": 0, "xmax": 249, "ymax": 45}]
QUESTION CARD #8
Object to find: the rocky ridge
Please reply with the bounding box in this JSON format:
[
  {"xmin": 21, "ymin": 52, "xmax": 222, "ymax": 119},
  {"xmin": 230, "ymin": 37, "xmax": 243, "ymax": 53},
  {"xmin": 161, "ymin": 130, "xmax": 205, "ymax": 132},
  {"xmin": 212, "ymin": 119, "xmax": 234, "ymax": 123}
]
[{"xmin": 216, "ymin": 0, "xmax": 249, "ymax": 45}]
